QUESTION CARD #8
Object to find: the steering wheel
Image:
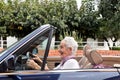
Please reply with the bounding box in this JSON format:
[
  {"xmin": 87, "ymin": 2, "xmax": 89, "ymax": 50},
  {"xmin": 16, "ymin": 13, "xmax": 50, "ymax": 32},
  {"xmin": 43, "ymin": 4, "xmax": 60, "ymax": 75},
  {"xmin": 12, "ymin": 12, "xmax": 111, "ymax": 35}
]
[
  {"xmin": 14, "ymin": 52, "xmax": 35, "ymax": 70},
  {"xmin": 26, "ymin": 52, "xmax": 35, "ymax": 59}
]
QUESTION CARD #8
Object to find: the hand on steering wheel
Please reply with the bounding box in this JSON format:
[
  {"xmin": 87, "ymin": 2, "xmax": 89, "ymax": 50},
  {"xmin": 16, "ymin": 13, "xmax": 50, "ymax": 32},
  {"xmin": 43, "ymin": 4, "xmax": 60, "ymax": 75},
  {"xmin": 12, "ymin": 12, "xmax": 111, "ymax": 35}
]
[{"xmin": 26, "ymin": 52, "xmax": 42, "ymax": 66}]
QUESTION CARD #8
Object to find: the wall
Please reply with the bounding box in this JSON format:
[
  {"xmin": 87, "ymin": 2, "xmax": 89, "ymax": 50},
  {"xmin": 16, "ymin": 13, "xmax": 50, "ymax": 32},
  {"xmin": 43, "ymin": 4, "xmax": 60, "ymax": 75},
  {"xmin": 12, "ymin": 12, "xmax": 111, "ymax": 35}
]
[{"xmin": 48, "ymin": 50, "xmax": 120, "ymax": 56}]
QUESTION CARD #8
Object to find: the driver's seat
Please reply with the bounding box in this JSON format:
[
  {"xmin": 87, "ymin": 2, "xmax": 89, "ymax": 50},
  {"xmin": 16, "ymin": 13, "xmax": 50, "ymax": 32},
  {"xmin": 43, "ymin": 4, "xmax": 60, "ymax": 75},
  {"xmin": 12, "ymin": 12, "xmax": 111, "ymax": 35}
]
[{"xmin": 79, "ymin": 44, "xmax": 91, "ymax": 68}]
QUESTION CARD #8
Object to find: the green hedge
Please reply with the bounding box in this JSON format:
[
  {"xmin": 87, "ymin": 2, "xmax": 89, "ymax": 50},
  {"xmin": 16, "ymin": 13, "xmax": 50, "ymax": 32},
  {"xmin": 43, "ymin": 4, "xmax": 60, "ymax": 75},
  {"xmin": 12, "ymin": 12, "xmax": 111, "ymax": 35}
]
[{"xmin": 112, "ymin": 47, "xmax": 120, "ymax": 50}]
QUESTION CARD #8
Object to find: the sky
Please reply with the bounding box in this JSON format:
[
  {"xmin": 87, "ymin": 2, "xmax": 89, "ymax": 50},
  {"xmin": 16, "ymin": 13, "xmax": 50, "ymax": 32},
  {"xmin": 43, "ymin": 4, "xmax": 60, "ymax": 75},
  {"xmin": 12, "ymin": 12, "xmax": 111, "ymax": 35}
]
[
  {"xmin": 76, "ymin": 0, "xmax": 82, "ymax": 10},
  {"xmin": 76, "ymin": 0, "xmax": 99, "ymax": 10}
]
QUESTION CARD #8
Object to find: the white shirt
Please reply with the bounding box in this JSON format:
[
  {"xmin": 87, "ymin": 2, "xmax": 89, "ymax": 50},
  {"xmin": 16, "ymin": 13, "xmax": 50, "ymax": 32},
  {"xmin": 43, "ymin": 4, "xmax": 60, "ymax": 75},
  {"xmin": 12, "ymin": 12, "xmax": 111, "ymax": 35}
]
[{"xmin": 54, "ymin": 59, "xmax": 80, "ymax": 70}]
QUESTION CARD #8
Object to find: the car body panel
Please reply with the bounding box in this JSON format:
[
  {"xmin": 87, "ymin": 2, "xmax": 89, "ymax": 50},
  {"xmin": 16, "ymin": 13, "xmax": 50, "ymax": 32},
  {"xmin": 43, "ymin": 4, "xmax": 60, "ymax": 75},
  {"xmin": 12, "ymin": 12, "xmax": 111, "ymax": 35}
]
[{"xmin": 0, "ymin": 69, "xmax": 120, "ymax": 80}]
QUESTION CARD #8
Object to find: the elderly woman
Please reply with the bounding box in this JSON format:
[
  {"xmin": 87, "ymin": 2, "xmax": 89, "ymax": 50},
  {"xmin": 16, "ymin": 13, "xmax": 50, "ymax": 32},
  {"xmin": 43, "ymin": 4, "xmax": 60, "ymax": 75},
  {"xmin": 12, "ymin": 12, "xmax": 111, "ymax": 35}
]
[{"xmin": 27, "ymin": 37, "xmax": 80, "ymax": 70}]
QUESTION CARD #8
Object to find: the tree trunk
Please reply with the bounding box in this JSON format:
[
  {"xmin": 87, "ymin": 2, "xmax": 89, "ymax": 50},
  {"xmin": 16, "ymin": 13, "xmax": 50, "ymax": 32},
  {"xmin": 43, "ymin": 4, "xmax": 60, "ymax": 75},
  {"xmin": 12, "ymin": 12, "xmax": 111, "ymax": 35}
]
[
  {"xmin": 103, "ymin": 37, "xmax": 112, "ymax": 50},
  {"xmin": 55, "ymin": 32, "xmax": 60, "ymax": 49}
]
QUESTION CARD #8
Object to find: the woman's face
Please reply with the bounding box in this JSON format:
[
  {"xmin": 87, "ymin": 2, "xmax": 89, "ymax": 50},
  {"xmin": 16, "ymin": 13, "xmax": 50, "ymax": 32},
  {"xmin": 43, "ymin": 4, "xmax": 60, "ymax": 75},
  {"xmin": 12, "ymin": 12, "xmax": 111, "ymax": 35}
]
[{"xmin": 58, "ymin": 40, "xmax": 72, "ymax": 59}]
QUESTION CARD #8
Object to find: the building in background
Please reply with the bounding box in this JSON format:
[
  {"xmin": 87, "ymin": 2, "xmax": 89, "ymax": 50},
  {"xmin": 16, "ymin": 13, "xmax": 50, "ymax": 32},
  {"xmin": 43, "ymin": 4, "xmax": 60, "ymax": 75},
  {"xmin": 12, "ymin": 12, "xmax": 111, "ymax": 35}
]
[{"xmin": 0, "ymin": 36, "xmax": 17, "ymax": 48}]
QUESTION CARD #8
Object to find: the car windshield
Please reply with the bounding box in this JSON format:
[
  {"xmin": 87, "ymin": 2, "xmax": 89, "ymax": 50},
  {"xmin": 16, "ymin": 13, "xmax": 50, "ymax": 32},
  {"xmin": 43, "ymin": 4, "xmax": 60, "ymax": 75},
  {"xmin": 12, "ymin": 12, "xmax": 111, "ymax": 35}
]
[{"xmin": 14, "ymin": 34, "xmax": 49, "ymax": 71}]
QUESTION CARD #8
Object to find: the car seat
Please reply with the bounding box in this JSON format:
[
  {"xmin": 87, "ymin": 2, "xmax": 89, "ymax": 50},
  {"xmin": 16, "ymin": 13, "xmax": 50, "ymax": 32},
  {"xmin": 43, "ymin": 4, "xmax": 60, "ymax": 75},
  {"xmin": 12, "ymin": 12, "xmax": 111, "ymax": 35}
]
[
  {"xmin": 79, "ymin": 44, "xmax": 91, "ymax": 68},
  {"xmin": 84, "ymin": 49, "xmax": 104, "ymax": 69}
]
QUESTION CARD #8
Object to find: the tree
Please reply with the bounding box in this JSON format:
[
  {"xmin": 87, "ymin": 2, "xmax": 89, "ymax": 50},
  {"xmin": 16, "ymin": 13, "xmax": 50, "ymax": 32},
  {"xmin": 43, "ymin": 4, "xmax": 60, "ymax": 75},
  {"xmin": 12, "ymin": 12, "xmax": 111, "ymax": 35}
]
[
  {"xmin": 0, "ymin": 0, "xmax": 46, "ymax": 38},
  {"xmin": 98, "ymin": 0, "xmax": 120, "ymax": 49},
  {"xmin": 0, "ymin": 0, "xmax": 79, "ymax": 40},
  {"xmin": 76, "ymin": 0, "xmax": 100, "ymax": 42},
  {"xmin": 39, "ymin": 0, "xmax": 79, "ymax": 41}
]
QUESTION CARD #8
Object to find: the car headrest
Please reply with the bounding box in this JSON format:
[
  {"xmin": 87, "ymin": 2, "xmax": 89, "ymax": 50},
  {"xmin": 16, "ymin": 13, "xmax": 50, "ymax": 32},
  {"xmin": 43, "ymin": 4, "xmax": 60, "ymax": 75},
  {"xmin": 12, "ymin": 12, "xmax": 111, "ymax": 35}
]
[
  {"xmin": 83, "ymin": 44, "xmax": 91, "ymax": 56},
  {"xmin": 86, "ymin": 49, "xmax": 103, "ymax": 65}
]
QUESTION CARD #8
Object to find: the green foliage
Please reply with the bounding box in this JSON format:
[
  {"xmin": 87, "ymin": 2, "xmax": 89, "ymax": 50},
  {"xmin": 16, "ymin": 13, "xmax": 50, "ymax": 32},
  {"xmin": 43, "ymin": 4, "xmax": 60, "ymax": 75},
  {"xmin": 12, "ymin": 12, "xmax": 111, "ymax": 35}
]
[
  {"xmin": 0, "ymin": 0, "xmax": 47, "ymax": 37},
  {"xmin": 0, "ymin": 0, "xmax": 99, "ymax": 40},
  {"xmin": 0, "ymin": 0, "xmax": 120, "ymax": 46},
  {"xmin": 0, "ymin": 27, "xmax": 6, "ymax": 34},
  {"xmin": 98, "ymin": 0, "xmax": 120, "ymax": 48},
  {"xmin": 112, "ymin": 47, "xmax": 120, "ymax": 50},
  {"xmin": 0, "ymin": 0, "xmax": 79, "ymax": 39}
]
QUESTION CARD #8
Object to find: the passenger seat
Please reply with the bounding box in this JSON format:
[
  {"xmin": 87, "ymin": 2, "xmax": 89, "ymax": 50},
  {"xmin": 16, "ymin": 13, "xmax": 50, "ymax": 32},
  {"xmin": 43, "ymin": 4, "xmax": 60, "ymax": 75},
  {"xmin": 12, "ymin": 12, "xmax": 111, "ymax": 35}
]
[{"xmin": 84, "ymin": 49, "xmax": 103, "ymax": 69}]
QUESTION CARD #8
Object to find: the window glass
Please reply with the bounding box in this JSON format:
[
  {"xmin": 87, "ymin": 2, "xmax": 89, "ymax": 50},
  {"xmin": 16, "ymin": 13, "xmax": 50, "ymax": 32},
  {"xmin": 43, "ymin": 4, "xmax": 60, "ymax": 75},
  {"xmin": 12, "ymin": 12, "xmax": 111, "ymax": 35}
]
[{"xmin": 14, "ymin": 32, "xmax": 50, "ymax": 71}]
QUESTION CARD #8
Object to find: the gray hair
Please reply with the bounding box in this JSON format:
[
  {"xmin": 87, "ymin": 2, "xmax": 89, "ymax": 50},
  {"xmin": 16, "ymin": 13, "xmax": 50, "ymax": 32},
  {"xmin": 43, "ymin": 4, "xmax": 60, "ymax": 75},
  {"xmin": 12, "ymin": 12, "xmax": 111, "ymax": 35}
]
[{"xmin": 63, "ymin": 37, "xmax": 78, "ymax": 55}]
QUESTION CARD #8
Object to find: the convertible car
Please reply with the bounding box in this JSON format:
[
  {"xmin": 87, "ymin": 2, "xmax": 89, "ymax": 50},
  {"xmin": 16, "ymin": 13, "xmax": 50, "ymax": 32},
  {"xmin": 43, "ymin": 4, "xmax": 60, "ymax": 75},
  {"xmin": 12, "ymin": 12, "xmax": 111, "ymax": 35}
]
[{"xmin": 0, "ymin": 24, "xmax": 120, "ymax": 80}]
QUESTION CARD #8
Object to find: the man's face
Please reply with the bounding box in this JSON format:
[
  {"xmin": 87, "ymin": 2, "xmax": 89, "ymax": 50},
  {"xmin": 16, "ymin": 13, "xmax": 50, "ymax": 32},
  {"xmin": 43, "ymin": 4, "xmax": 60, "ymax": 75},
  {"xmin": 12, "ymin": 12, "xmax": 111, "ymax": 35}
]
[{"xmin": 58, "ymin": 40, "xmax": 72, "ymax": 59}]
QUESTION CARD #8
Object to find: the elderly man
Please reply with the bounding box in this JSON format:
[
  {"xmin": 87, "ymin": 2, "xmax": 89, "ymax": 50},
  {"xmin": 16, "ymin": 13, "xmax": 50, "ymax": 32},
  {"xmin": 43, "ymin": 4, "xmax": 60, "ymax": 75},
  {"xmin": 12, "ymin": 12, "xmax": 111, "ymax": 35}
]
[{"xmin": 27, "ymin": 37, "xmax": 80, "ymax": 70}]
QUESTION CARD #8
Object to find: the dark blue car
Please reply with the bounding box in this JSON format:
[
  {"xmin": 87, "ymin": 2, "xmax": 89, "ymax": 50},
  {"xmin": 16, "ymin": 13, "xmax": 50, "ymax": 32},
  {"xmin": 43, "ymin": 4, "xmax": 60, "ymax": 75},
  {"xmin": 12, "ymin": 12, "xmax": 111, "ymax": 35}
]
[{"xmin": 0, "ymin": 24, "xmax": 120, "ymax": 80}]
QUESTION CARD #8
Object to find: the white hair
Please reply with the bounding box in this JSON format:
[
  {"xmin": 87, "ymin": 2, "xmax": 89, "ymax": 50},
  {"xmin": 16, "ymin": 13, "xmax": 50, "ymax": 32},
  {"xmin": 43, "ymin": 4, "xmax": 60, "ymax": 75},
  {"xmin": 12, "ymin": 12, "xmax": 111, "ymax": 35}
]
[{"xmin": 63, "ymin": 37, "xmax": 78, "ymax": 55}]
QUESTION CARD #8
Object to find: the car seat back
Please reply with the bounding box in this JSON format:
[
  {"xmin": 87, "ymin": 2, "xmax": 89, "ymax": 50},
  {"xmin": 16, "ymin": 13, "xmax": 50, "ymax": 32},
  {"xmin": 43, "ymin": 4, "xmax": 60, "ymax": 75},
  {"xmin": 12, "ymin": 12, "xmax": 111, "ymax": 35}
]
[
  {"xmin": 84, "ymin": 49, "xmax": 103, "ymax": 68},
  {"xmin": 79, "ymin": 44, "xmax": 91, "ymax": 68}
]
